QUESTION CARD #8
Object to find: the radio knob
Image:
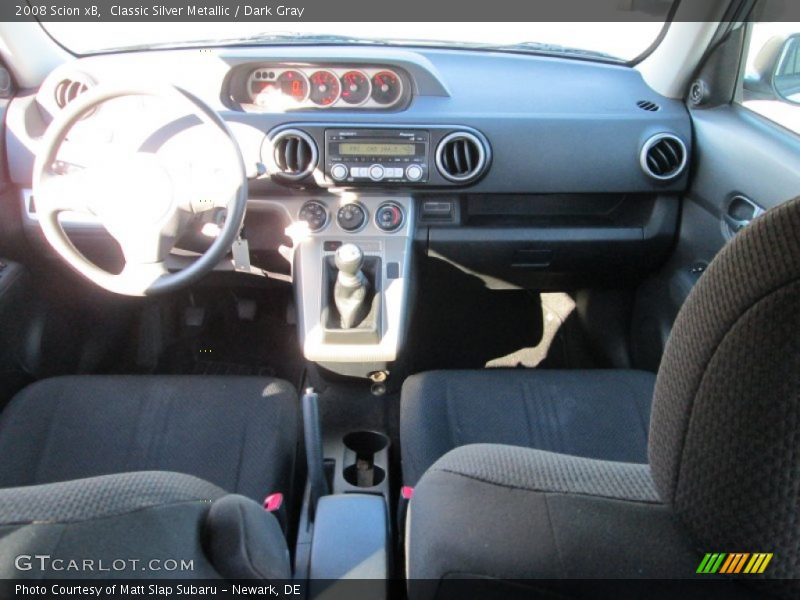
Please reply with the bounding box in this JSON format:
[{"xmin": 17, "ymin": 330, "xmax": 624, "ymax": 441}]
[
  {"xmin": 406, "ymin": 164, "xmax": 424, "ymax": 182},
  {"xmin": 331, "ymin": 163, "xmax": 348, "ymax": 181},
  {"xmin": 368, "ymin": 164, "xmax": 385, "ymax": 181}
]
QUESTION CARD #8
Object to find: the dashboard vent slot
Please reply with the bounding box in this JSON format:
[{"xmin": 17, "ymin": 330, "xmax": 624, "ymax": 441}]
[
  {"xmin": 270, "ymin": 129, "xmax": 318, "ymax": 181},
  {"xmin": 636, "ymin": 100, "xmax": 660, "ymax": 112},
  {"xmin": 435, "ymin": 132, "xmax": 488, "ymax": 183},
  {"xmin": 640, "ymin": 133, "xmax": 687, "ymax": 181},
  {"xmin": 54, "ymin": 77, "xmax": 93, "ymax": 110}
]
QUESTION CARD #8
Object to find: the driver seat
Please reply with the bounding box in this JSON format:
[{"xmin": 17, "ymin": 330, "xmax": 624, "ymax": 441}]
[{"xmin": 0, "ymin": 375, "xmax": 299, "ymax": 580}]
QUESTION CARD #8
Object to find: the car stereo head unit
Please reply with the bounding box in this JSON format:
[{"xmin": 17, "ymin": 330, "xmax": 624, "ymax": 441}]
[{"xmin": 325, "ymin": 129, "xmax": 429, "ymax": 184}]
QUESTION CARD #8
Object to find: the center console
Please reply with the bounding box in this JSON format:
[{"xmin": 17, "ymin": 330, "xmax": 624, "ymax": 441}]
[
  {"xmin": 251, "ymin": 123, "xmax": 491, "ymax": 377},
  {"xmin": 295, "ymin": 389, "xmax": 392, "ymax": 597},
  {"xmin": 293, "ymin": 194, "xmax": 415, "ymax": 376}
]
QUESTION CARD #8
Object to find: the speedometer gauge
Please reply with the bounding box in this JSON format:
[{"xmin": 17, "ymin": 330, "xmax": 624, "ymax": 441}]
[
  {"xmin": 277, "ymin": 70, "xmax": 309, "ymax": 103},
  {"xmin": 309, "ymin": 70, "xmax": 341, "ymax": 107},
  {"xmin": 340, "ymin": 71, "xmax": 371, "ymax": 105},
  {"xmin": 371, "ymin": 71, "xmax": 403, "ymax": 105}
]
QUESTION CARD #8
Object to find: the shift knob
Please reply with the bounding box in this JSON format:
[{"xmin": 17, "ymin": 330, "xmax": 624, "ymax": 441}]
[
  {"xmin": 333, "ymin": 243, "xmax": 369, "ymax": 329},
  {"xmin": 335, "ymin": 243, "xmax": 364, "ymax": 278}
]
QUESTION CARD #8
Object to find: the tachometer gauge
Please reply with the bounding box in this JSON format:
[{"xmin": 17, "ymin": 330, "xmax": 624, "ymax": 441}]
[
  {"xmin": 340, "ymin": 70, "xmax": 371, "ymax": 105},
  {"xmin": 277, "ymin": 70, "xmax": 310, "ymax": 103},
  {"xmin": 309, "ymin": 70, "xmax": 341, "ymax": 107},
  {"xmin": 371, "ymin": 71, "xmax": 403, "ymax": 105}
]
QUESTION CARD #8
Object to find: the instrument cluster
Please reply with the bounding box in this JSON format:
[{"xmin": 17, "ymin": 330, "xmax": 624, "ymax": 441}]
[{"xmin": 245, "ymin": 66, "xmax": 407, "ymax": 111}]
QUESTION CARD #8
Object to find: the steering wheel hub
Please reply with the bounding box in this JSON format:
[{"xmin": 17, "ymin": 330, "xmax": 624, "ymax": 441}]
[{"xmin": 92, "ymin": 155, "xmax": 176, "ymax": 227}]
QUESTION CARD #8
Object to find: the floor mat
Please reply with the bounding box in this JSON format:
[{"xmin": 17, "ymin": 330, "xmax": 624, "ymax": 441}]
[{"xmin": 157, "ymin": 287, "xmax": 304, "ymax": 387}]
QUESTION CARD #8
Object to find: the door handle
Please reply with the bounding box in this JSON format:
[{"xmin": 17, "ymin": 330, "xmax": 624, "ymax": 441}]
[{"xmin": 724, "ymin": 195, "xmax": 764, "ymax": 235}]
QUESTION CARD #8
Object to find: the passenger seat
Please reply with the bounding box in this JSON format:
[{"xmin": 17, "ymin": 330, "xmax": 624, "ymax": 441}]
[{"xmin": 402, "ymin": 196, "xmax": 800, "ymax": 592}]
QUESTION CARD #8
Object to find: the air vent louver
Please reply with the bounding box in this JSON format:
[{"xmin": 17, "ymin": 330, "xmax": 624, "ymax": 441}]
[
  {"xmin": 54, "ymin": 77, "xmax": 92, "ymax": 109},
  {"xmin": 640, "ymin": 133, "xmax": 687, "ymax": 180},
  {"xmin": 636, "ymin": 100, "xmax": 660, "ymax": 112},
  {"xmin": 270, "ymin": 129, "xmax": 318, "ymax": 181},
  {"xmin": 435, "ymin": 132, "xmax": 488, "ymax": 183}
]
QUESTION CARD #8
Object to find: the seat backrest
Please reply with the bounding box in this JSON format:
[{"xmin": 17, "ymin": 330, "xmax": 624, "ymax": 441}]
[{"xmin": 649, "ymin": 196, "xmax": 800, "ymax": 585}]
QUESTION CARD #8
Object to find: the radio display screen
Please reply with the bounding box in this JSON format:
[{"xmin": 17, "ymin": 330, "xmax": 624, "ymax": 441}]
[{"xmin": 339, "ymin": 142, "xmax": 416, "ymax": 157}]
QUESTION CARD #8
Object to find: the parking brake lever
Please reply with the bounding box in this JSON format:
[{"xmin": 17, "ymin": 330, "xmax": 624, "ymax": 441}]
[{"xmin": 302, "ymin": 387, "xmax": 329, "ymax": 520}]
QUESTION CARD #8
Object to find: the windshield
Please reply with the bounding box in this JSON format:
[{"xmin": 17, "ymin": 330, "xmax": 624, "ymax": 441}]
[{"xmin": 42, "ymin": 22, "xmax": 669, "ymax": 62}]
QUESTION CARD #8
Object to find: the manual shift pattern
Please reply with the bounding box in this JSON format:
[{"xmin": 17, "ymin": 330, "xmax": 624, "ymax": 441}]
[{"xmin": 334, "ymin": 243, "xmax": 370, "ymax": 329}]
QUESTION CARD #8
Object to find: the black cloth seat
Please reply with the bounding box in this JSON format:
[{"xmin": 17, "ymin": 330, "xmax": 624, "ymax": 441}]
[
  {"xmin": 0, "ymin": 375, "xmax": 299, "ymax": 502},
  {"xmin": 0, "ymin": 375, "xmax": 300, "ymax": 582},
  {"xmin": 404, "ymin": 196, "xmax": 800, "ymax": 598},
  {"xmin": 401, "ymin": 368, "xmax": 655, "ymax": 485}
]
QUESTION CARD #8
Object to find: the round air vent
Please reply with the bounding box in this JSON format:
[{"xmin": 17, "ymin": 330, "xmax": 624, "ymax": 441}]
[
  {"xmin": 435, "ymin": 131, "xmax": 489, "ymax": 183},
  {"xmin": 268, "ymin": 129, "xmax": 318, "ymax": 181},
  {"xmin": 640, "ymin": 133, "xmax": 687, "ymax": 181},
  {"xmin": 636, "ymin": 100, "xmax": 660, "ymax": 112},
  {"xmin": 54, "ymin": 76, "xmax": 93, "ymax": 109},
  {"xmin": 0, "ymin": 67, "xmax": 11, "ymax": 97}
]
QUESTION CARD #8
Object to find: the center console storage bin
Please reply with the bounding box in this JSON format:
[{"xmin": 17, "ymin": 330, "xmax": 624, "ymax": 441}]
[{"xmin": 308, "ymin": 494, "xmax": 390, "ymax": 588}]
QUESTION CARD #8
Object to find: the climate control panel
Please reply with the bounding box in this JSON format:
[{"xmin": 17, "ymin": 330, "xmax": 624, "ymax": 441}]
[{"xmin": 297, "ymin": 199, "xmax": 406, "ymax": 235}]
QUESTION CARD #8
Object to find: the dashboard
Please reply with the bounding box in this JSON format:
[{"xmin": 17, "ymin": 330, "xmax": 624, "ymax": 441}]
[
  {"xmin": 9, "ymin": 46, "xmax": 692, "ymax": 195},
  {"xmin": 6, "ymin": 45, "xmax": 693, "ymax": 290}
]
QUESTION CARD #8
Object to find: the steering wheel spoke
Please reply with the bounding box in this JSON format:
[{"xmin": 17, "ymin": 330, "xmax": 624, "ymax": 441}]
[
  {"xmin": 119, "ymin": 260, "xmax": 169, "ymax": 281},
  {"xmin": 36, "ymin": 169, "xmax": 97, "ymax": 215},
  {"xmin": 113, "ymin": 225, "xmax": 178, "ymax": 267}
]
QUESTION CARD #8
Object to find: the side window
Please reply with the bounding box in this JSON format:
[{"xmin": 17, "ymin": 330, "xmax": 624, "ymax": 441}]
[{"xmin": 740, "ymin": 20, "xmax": 800, "ymax": 134}]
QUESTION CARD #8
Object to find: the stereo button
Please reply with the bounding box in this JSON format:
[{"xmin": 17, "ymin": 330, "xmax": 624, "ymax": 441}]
[
  {"xmin": 330, "ymin": 164, "xmax": 348, "ymax": 181},
  {"xmin": 369, "ymin": 164, "xmax": 385, "ymax": 181},
  {"xmin": 406, "ymin": 164, "xmax": 424, "ymax": 182}
]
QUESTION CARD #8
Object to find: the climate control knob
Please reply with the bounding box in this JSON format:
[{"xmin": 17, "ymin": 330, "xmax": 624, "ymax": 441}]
[
  {"xmin": 299, "ymin": 200, "xmax": 328, "ymax": 232},
  {"xmin": 375, "ymin": 202, "xmax": 404, "ymax": 232},
  {"xmin": 368, "ymin": 164, "xmax": 385, "ymax": 181},
  {"xmin": 337, "ymin": 202, "xmax": 367, "ymax": 232},
  {"xmin": 330, "ymin": 163, "xmax": 348, "ymax": 181},
  {"xmin": 405, "ymin": 164, "xmax": 424, "ymax": 182}
]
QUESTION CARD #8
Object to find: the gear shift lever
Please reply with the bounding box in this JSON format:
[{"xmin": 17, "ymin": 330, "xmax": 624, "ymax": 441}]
[{"xmin": 334, "ymin": 243, "xmax": 369, "ymax": 329}]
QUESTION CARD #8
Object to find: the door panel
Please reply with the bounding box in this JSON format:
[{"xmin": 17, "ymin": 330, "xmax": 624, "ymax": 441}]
[{"xmin": 632, "ymin": 105, "xmax": 800, "ymax": 371}]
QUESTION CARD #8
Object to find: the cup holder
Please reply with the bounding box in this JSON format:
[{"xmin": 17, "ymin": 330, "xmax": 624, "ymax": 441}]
[{"xmin": 343, "ymin": 431, "xmax": 389, "ymax": 488}]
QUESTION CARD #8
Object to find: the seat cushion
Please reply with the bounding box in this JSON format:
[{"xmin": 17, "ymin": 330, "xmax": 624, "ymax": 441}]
[
  {"xmin": 0, "ymin": 375, "xmax": 298, "ymax": 502},
  {"xmin": 0, "ymin": 471, "xmax": 290, "ymax": 581},
  {"xmin": 401, "ymin": 369, "xmax": 655, "ymax": 485},
  {"xmin": 406, "ymin": 445, "xmax": 738, "ymax": 599}
]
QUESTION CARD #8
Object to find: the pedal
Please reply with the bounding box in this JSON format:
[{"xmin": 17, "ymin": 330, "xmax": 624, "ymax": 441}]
[
  {"xmin": 184, "ymin": 305, "xmax": 206, "ymax": 328},
  {"xmin": 236, "ymin": 298, "xmax": 257, "ymax": 322}
]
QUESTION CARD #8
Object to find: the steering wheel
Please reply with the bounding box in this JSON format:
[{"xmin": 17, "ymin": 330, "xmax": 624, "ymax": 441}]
[{"xmin": 32, "ymin": 84, "xmax": 247, "ymax": 296}]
